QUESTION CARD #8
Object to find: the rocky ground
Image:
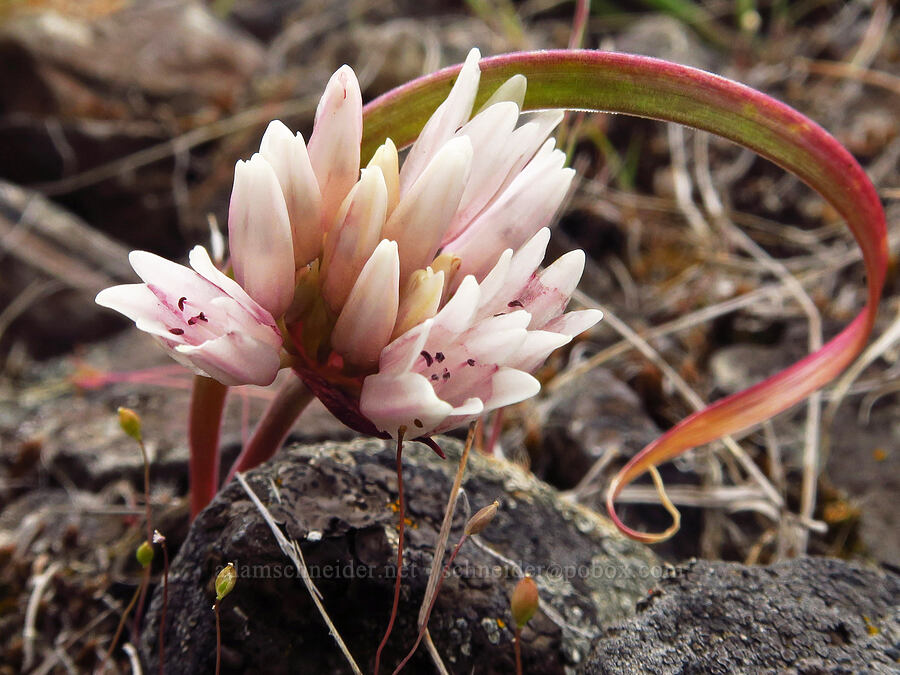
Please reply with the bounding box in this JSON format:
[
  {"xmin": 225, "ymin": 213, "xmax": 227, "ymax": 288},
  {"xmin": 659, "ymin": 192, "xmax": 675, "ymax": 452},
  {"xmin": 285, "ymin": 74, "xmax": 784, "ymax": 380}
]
[{"xmin": 1, "ymin": 0, "xmax": 898, "ymax": 673}]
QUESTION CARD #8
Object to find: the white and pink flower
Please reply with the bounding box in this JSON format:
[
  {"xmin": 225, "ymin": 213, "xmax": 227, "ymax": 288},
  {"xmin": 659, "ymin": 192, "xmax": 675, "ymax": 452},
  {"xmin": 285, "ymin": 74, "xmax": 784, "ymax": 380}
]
[{"xmin": 97, "ymin": 49, "xmax": 602, "ymax": 439}]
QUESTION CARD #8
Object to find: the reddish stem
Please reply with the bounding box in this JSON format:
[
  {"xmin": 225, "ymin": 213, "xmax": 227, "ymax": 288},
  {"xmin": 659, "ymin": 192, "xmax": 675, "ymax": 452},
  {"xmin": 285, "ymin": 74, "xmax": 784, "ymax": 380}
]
[
  {"xmin": 514, "ymin": 626, "xmax": 523, "ymax": 675},
  {"xmin": 393, "ymin": 533, "xmax": 468, "ymax": 674},
  {"xmin": 374, "ymin": 434, "xmax": 406, "ymax": 675},
  {"xmin": 100, "ymin": 577, "xmax": 142, "ymax": 672},
  {"xmin": 226, "ymin": 372, "xmax": 313, "ymax": 481},
  {"xmin": 486, "ymin": 408, "xmax": 504, "ymax": 457},
  {"xmin": 131, "ymin": 565, "xmax": 151, "ymax": 641},
  {"xmin": 189, "ymin": 376, "xmax": 228, "ymax": 517},
  {"xmin": 568, "ymin": 0, "xmax": 590, "ymax": 49}
]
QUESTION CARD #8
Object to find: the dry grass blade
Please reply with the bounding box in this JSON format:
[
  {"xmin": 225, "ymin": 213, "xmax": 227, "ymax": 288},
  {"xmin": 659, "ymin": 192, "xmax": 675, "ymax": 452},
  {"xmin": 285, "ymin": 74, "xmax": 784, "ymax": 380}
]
[
  {"xmin": 694, "ymin": 130, "xmax": 823, "ymax": 554},
  {"xmin": 23, "ymin": 563, "xmax": 62, "ymax": 671},
  {"xmin": 824, "ymin": 303, "xmax": 900, "ymax": 426},
  {"xmin": 570, "ymin": 288, "xmax": 784, "ymax": 510}
]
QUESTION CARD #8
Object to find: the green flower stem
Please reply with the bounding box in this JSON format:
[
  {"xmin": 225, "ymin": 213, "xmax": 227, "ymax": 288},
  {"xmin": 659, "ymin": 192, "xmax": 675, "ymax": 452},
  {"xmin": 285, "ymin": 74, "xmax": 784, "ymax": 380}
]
[
  {"xmin": 226, "ymin": 372, "xmax": 314, "ymax": 481},
  {"xmin": 189, "ymin": 376, "xmax": 228, "ymax": 518}
]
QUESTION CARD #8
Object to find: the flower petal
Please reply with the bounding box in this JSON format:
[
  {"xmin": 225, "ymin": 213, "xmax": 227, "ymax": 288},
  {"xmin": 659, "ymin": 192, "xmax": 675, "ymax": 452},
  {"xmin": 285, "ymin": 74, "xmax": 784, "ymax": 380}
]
[
  {"xmin": 228, "ymin": 154, "xmax": 295, "ymax": 318},
  {"xmin": 519, "ymin": 249, "xmax": 585, "ymax": 329},
  {"xmin": 320, "ymin": 166, "xmax": 388, "ymax": 311},
  {"xmin": 428, "ymin": 274, "xmax": 480, "ymax": 343},
  {"xmin": 360, "ymin": 371, "xmax": 454, "ymax": 437},
  {"xmin": 379, "ymin": 318, "xmax": 434, "ymax": 375},
  {"xmin": 443, "ymin": 101, "xmax": 520, "ymax": 241},
  {"xmin": 176, "ymin": 332, "xmax": 281, "ymax": 387},
  {"xmin": 259, "ymin": 120, "xmax": 323, "ymax": 266},
  {"xmin": 307, "ymin": 65, "xmax": 363, "ymax": 227},
  {"xmin": 95, "ymin": 283, "xmax": 175, "ymax": 339},
  {"xmin": 482, "ymin": 367, "xmax": 541, "ymax": 410},
  {"xmin": 476, "ymin": 228, "xmax": 550, "ymax": 318},
  {"xmin": 393, "ymin": 268, "xmax": 444, "ymax": 339},
  {"xmin": 331, "ymin": 240, "xmax": 400, "ymax": 368},
  {"xmin": 383, "ymin": 136, "xmax": 472, "ymax": 281},
  {"xmin": 508, "ymin": 330, "xmax": 571, "ymax": 373},
  {"xmin": 476, "ymin": 74, "xmax": 527, "ymax": 112},
  {"xmin": 399, "ymin": 48, "xmax": 481, "ymax": 194},
  {"xmin": 475, "ymin": 248, "xmax": 512, "ymax": 313},
  {"xmin": 366, "ymin": 138, "xmax": 400, "ymax": 215},
  {"xmin": 541, "ymin": 308, "xmax": 603, "ymax": 336},
  {"xmin": 443, "ymin": 141, "xmax": 573, "ymax": 282},
  {"xmin": 186, "ymin": 246, "xmax": 276, "ymax": 327}
]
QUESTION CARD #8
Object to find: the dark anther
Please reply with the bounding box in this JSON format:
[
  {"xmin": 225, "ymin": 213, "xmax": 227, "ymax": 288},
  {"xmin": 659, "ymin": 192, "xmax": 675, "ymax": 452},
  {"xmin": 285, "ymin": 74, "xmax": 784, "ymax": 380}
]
[
  {"xmin": 168, "ymin": 328, "xmax": 185, "ymax": 335},
  {"xmin": 420, "ymin": 350, "xmax": 433, "ymax": 367},
  {"xmin": 493, "ymin": 312, "xmax": 505, "ymax": 317},
  {"xmin": 188, "ymin": 312, "xmax": 208, "ymax": 325},
  {"xmin": 508, "ymin": 299, "xmax": 524, "ymax": 308},
  {"xmin": 435, "ymin": 352, "xmax": 445, "ymax": 363},
  {"xmin": 442, "ymin": 368, "xmax": 450, "ymax": 381},
  {"xmin": 466, "ymin": 358, "xmax": 476, "ymax": 366},
  {"xmin": 177, "ymin": 296, "xmax": 187, "ymax": 311},
  {"xmin": 431, "ymin": 374, "xmax": 439, "ymax": 381},
  {"xmin": 413, "ymin": 418, "xmax": 424, "ymax": 428}
]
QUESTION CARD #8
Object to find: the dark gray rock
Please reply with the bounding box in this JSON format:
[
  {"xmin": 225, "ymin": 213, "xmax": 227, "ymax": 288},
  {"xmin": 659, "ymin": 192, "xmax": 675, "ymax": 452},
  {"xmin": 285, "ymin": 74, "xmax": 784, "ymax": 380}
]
[
  {"xmin": 0, "ymin": 1, "xmax": 266, "ymax": 267},
  {"xmin": 1, "ymin": 331, "xmax": 351, "ymax": 504},
  {"xmin": 141, "ymin": 437, "xmax": 660, "ymax": 674},
  {"xmin": 586, "ymin": 557, "xmax": 900, "ymax": 674}
]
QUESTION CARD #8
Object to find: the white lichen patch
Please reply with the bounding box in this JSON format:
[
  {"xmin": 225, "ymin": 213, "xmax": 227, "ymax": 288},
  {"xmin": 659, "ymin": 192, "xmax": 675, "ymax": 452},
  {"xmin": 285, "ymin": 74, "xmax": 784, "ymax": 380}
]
[{"xmin": 481, "ymin": 616, "xmax": 502, "ymax": 645}]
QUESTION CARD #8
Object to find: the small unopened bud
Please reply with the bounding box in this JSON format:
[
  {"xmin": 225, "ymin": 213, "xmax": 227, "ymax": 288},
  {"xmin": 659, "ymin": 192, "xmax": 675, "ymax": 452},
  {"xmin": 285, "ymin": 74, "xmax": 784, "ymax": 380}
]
[
  {"xmin": 510, "ymin": 576, "xmax": 539, "ymax": 628},
  {"xmin": 215, "ymin": 562, "xmax": 237, "ymax": 601},
  {"xmin": 136, "ymin": 540, "xmax": 154, "ymax": 568},
  {"xmin": 117, "ymin": 407, "xmax": 142, "ymax": 442},
  {"xmin": 465, "ymin": 500, "xmax": 500, "ymax": 536}
]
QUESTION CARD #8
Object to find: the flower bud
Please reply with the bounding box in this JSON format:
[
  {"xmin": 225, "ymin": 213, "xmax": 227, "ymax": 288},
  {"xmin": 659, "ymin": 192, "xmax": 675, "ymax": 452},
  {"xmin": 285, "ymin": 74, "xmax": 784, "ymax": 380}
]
[
  {"xmin": 215, "ymin": 562, "xmax": 237, "ymax": 601},
  {"xmin": 117, "ymin": 407, "xmax": 142, "ymax": 442},
  {"xmin": 510, "ymin": 576, "xmax": 538, "ymax": 628},
  {"xmin": 136, "ymin": 540, "xmax": 154, "ymax": 568},
  {"xmin": 465, "ymin": 500, "xmax": 499, "ymax": 536}
]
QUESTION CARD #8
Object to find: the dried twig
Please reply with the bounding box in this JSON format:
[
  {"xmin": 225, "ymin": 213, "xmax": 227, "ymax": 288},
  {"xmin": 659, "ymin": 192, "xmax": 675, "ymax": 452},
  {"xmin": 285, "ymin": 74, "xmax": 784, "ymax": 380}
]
[
  {"xmin": 824, "ymin": 303, "xmax": 900, "ymax": 427},
  {"xmin": 667, "ymin": 124, "xmax": 711, "ymax": 238},
  {"xmin": 695, "ymin": 130, "xmax": 824, "ymax": 554},
  {"xmin": 23, "ymin": 562, "xmax": 62, "ymax": 670},
  {"xmin": 417, "ymin": 423, "xmax": 477, "ymax": 631},
  {"xmin": 122, "ymin": 643, "xmax": 143, "ymax": 675},
  {"xmin": 571, "ymin": 288, "xmax": 784, "ymax": 511},
  {"xmin": 32, "ymin": 97, "xmax": 318, "ymax": 196}
]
